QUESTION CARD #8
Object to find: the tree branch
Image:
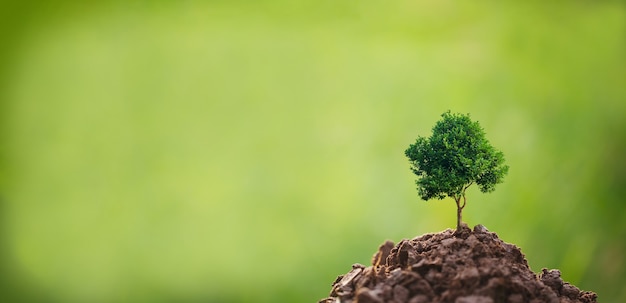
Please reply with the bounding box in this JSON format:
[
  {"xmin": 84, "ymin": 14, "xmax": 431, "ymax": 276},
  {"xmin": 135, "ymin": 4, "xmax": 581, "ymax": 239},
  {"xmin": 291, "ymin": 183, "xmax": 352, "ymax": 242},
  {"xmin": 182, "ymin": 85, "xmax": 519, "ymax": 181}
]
[{"xmin": 460, "ymin": 193, "xmax": 466, "ymax": 209}]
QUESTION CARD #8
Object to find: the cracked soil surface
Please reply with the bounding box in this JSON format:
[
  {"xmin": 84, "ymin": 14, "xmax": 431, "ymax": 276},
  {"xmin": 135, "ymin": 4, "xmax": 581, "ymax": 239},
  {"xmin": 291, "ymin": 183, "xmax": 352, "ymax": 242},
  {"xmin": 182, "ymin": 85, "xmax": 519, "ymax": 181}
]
[{"xmin": 319, "ymin": 225, "xmax": 598, "ymax": 303}]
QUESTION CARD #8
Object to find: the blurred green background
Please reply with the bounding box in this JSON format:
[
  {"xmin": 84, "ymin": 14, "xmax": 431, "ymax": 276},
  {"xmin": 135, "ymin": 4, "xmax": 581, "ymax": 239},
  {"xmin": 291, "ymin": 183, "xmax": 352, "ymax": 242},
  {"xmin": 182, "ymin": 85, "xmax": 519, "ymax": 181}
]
[{"xmin": 1, "ymin": 1, "xmax": 624, "ymax": 302}]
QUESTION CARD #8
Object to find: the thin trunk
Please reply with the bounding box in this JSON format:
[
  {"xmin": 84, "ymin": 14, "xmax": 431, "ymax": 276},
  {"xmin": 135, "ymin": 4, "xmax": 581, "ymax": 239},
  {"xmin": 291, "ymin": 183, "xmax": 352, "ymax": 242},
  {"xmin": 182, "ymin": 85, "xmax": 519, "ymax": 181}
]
[
  {"xmin": 455, "ymin": 191, "xmax": 467, "ymax": 232},
  {"xmin": 455, "ymin": 198, "xmax": 462, "ymax": 232}
]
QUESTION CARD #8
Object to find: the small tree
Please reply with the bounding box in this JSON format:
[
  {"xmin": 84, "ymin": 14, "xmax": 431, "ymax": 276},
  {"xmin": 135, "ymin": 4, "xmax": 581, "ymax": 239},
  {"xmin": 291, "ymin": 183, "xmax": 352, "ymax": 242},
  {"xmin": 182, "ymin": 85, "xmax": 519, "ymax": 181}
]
[{"xmin": 405, "ymin": 111, "xmax": 509, "ymax": 232}]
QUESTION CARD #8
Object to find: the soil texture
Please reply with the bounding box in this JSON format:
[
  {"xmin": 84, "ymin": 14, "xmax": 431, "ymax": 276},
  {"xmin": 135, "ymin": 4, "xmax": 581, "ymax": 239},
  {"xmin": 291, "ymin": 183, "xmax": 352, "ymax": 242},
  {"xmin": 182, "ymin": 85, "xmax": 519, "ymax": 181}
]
[{"xmin": 319, "ymin": 224, "xmax": 597, "ymax": 303}]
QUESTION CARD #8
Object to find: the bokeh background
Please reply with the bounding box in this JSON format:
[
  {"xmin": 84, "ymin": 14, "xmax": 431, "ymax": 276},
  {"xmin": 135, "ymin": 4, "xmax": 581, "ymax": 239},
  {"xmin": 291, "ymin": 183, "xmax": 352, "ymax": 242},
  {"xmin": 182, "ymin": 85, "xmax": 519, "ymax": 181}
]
[{"xmin": 1, "ymin": 1, "xmax": 625, "ymax": 302}]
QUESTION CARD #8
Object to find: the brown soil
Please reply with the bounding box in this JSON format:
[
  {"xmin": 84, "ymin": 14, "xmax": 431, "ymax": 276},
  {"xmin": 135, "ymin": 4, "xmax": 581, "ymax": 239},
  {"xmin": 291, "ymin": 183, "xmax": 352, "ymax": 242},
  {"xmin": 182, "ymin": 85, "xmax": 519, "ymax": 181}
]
[{"xmin": 319, "ymin": 224, "xmax": 598, "ymax": 303}]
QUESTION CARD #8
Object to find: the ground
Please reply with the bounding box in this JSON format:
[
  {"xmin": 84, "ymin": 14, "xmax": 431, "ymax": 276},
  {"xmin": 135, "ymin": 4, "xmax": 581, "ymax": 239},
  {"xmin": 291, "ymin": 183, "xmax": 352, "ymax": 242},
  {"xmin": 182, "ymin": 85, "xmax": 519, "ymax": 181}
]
[{"xmin": 319, "ymin": 225, "xmax": 598, "ymax": 303}]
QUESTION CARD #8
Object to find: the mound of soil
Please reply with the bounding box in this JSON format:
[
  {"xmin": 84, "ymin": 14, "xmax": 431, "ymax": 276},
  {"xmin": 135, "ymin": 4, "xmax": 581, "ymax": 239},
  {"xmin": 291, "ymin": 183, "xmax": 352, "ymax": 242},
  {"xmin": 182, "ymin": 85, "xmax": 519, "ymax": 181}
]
[{"xmin": 319, "ymin": 224, "xmax": 597, "ymax": 303}]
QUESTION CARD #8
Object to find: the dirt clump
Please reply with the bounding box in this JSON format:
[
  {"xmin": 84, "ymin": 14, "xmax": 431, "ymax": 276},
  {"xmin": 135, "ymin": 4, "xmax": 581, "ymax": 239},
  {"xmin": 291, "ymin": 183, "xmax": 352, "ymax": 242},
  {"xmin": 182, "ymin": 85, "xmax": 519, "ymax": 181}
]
[{"xmin": 319, "ymin": 224, "xmax": 597, "ymax": 303}]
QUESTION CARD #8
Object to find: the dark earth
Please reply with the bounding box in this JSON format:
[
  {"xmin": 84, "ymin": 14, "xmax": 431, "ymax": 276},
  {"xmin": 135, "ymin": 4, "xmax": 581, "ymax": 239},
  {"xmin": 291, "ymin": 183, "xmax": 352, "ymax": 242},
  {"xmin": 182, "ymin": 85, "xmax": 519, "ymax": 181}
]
[{"xmin": 319, "ymin": 224, "xmax": 598, "ymax": 303}]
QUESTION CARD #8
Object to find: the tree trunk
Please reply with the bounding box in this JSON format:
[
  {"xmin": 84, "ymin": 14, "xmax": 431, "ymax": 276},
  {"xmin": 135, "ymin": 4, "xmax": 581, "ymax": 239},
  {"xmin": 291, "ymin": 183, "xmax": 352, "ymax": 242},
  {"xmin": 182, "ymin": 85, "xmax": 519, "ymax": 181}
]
[{"xmin": 455, "ymin": 198, "xmax": 462, "ymax": 232}]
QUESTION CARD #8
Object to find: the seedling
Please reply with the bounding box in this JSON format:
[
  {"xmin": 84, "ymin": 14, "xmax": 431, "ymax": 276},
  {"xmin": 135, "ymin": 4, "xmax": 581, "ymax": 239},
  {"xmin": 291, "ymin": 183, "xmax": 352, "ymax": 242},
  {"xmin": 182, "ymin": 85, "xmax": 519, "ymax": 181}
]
[{"xmin": 405, "ymin": 111, "xmax": 509, "ymax": 232}]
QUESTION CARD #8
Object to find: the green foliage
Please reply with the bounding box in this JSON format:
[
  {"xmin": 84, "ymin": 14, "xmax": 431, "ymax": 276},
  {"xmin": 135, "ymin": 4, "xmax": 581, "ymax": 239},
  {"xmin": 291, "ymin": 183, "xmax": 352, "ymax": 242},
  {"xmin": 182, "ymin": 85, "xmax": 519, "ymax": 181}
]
[{"xmin": 405, "ymin": 111, "xmax": 509, "ymax": 228}]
